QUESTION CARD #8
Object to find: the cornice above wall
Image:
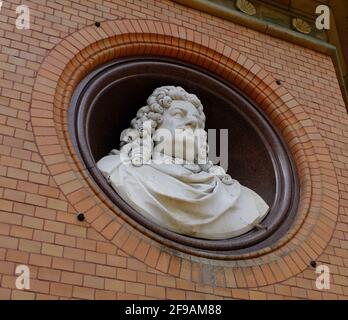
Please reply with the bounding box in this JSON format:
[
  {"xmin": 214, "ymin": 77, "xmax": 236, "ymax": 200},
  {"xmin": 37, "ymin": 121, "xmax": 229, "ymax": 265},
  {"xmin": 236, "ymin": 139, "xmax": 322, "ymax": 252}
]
[{"xmin": 172, "ymin": 0, "xmax": 348, "ymax": 110}]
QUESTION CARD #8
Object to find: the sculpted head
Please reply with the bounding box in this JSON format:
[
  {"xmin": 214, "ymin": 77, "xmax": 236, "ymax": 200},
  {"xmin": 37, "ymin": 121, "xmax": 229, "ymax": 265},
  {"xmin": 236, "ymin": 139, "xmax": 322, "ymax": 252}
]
[
  {"xmin": 157, "ymin": 99, "xmax": 205, "ymax": 135},
  {"xmin": 119, "ymin": 86, "xmax": 207, "ymax": 164}
]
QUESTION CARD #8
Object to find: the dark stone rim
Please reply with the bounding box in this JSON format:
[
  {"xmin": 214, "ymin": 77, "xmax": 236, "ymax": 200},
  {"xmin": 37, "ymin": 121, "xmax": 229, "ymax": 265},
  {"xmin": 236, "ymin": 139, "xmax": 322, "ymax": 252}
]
[{"xmin": 68, "ymin": 56, "xmax": 300, "ymax": 256}]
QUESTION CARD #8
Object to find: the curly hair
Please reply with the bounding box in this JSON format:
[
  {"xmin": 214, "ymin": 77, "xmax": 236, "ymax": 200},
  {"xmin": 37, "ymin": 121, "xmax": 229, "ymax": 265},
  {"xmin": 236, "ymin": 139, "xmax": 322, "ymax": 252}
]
[
  {"xmin": 116, "ymin": 86, "xmax": 206, "ymax": 166},
  {"xmin": 119, "ymin": 86, "xmax": 205, "ymax": 146},
  {"xmin": 134, "ymin": 85, "xmax": 204, "ymax": 128}
]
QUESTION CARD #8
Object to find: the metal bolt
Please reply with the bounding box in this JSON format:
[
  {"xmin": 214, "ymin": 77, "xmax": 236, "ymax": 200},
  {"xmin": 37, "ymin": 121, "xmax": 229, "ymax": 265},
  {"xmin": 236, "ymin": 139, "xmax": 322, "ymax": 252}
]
[{"xmin": 77, "ymin": 213, "xmax": 85, "ymax": 221}]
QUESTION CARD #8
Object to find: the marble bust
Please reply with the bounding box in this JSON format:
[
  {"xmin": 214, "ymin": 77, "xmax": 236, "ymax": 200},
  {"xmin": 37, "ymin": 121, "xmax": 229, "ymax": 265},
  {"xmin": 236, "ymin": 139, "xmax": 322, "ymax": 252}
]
[{"xmin": 97, "ymin": 86, "xmax": 269, "ymax": 239}]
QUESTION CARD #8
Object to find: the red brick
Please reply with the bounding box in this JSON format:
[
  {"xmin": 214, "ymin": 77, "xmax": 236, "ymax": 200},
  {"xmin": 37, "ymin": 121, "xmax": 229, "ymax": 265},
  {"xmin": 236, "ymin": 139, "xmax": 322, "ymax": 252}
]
[
  {"xmin": 83, "ymin": 275, "xmax": 105, "ymax": 290},
  {"xmin": 50, "ymin": 283, "xmax": 73, "ymax": 298},
  {"xmin": 38, "ymin": 267, "xmax": 61, "ymax": 282},
  {"xmin": 0, "ymin": 1, "xmax": 347, "ymax": 302},
  {"xmin": 146, "ymin": 285, "xmax": 166, "ymax": 299},
  {"xmin": 73, "ymin": 286, "xmax": 95, "ymax": 300},
  {"xmin": 61, "ymin": 271, "xmax": 83, "ymax": 286},
  {"xmin": 51, "ymin": 258, "xmax": 73, "ymax": 273}
]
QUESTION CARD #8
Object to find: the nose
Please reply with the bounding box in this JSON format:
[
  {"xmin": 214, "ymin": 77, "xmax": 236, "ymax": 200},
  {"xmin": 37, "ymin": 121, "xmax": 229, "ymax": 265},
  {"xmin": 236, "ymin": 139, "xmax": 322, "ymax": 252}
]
[
  {"xmin": 185, "ymin": 115, "xmax": 199, "ymax": 128},
  {"xmin": 185, "ymin": 120, "xmax": 197, "ymax": 127}
]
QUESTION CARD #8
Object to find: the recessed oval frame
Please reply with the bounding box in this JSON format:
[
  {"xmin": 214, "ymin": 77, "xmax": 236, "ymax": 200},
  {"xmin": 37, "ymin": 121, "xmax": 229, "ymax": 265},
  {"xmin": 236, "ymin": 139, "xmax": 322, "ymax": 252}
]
[{"xmin": 68, "ymin": 56, "xmax": 300, "ymax": 256}]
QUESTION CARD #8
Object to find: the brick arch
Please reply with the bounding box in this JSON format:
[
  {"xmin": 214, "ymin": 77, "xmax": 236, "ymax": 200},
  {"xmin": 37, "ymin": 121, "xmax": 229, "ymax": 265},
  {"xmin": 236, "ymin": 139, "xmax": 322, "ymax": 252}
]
[{"xmin": 30, "ymin": 19, "xmax": 339, "ymax": 287}]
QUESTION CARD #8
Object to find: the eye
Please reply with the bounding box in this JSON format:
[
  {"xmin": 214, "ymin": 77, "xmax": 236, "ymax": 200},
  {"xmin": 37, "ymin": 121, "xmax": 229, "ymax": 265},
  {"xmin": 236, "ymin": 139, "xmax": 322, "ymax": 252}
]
[{"xmin": 172, "ymin": 109, "xmax": 185, "ymax": 117}]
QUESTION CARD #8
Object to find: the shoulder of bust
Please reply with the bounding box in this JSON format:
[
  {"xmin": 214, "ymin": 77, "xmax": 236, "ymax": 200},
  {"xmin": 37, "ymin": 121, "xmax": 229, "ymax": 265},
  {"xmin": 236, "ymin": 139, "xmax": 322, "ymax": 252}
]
[{"xmin": 97, "ymin": 154, "xmax": 121, "ymax": 176}]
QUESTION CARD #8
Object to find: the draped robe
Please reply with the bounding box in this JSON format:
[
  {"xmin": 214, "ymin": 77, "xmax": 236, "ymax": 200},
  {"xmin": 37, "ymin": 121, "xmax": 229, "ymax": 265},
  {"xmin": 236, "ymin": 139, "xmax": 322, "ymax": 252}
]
[{"xmin": 97, "ymin": 152, "xmax": 269, "ymax": 239}]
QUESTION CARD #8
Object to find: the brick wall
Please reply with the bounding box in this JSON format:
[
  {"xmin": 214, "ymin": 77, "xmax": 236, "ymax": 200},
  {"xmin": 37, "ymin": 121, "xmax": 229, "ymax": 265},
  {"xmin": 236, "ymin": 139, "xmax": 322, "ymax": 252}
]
[{"xmin": 0, "ymin": 0, "xmax": 347, "ymax": 300}]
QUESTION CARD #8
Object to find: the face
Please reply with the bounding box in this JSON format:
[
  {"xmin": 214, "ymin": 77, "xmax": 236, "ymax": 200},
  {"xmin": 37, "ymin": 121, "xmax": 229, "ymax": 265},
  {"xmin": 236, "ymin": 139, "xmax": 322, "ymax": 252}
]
[
  {"xmin": 158, "ymin": 100, "xmax": 205, "ymax": 135},
  {"xmin": 154, "ymin": 100, "xmax": 206, "ymax": 161}
]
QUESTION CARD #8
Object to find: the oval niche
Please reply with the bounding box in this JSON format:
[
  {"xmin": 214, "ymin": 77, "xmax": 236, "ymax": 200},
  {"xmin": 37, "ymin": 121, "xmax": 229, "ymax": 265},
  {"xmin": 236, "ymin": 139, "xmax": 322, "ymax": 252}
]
[{"xmin": 68, "ymin": 56, "xmax": 299, "ymax": 256}]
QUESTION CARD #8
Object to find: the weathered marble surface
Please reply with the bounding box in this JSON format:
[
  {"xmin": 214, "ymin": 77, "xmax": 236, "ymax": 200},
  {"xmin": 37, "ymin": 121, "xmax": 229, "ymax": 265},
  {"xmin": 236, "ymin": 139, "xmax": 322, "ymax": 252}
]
[{"xmin": 97, "ymin": 86, "xmax": 269, "ymax": 239}]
